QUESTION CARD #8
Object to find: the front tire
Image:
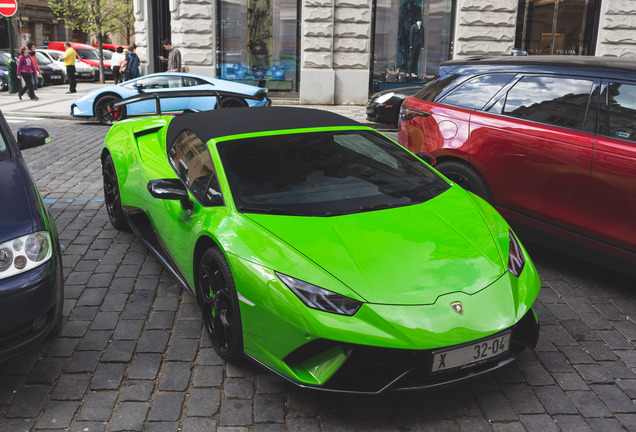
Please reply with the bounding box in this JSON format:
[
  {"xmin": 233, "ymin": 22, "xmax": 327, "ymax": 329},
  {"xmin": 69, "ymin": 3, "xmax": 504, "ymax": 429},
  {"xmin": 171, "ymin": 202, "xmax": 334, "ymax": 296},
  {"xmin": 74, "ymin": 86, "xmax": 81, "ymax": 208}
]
[
  {"xmin": 436, "ymin": 160, "xmax": 493, "ymax": 203},
  {"xmin": 95, "ymin": 94, "xmax": 124, "ymax": 125},
  {"xmin": 197, "ymin": 247, "xmax": 243, "ymax": 361},
  {"xmin": 102, "ymin": 154, "xmax": 129, "ymax": 230}
]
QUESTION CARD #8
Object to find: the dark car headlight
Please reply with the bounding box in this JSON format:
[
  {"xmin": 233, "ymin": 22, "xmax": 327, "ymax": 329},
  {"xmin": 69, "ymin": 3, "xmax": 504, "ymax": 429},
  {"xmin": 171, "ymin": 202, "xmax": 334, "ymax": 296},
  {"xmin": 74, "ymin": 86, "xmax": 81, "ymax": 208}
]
[
  {"xmin": 374, "ymin": 92, "xmax": 395, "ymax": 105},
  {"xmin": 507, "ymin": 230, "xmax": 525, "ymax": 277},
  {"xmin": 277, "ymin": 272, "xmax": 362, "ymax": 316},
  {"xmin": 0, "ymin": 232, "xmax": 52, "ymax": 279}
]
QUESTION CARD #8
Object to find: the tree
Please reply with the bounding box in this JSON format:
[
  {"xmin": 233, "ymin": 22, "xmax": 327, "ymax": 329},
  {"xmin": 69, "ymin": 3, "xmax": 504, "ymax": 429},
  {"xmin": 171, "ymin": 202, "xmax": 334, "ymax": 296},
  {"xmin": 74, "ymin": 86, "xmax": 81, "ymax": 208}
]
[{"xmin": 47, "ymin": 0, "xmax": 131, "ymax": 83}]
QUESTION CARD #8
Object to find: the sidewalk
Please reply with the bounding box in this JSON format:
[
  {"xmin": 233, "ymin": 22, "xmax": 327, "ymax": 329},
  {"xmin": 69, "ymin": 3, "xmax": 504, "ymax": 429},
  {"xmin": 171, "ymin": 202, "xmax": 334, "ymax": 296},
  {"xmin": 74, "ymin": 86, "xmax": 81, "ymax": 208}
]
[{"xmin": 0, "ymin": 82, "xmax": 389, "ymax": 129}]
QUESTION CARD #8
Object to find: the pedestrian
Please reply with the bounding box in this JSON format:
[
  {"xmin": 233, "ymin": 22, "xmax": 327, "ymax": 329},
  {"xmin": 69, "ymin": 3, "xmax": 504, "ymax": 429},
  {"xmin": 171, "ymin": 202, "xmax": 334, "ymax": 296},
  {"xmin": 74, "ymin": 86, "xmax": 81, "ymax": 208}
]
[
  {"xmin": 110, "ymin": 46, "xmax": 124, "ymax": 84},
  {"xmin": 60, "ymin": 42, "xmax": 77, "ymax": 93},
  {"xmin": 16, "ymin": 45, "xmax": 38, "ymax": 101},
  {"xmin": 27, "ymin": 41, "xmax": 41, "ymax": 92},
  {"xmin": 158, "ymin": 39, "xmax": 181, "ymax": 72},
  {"xmin": 124, "ymin": 45, "xmax": 140, "ymax": 80}
]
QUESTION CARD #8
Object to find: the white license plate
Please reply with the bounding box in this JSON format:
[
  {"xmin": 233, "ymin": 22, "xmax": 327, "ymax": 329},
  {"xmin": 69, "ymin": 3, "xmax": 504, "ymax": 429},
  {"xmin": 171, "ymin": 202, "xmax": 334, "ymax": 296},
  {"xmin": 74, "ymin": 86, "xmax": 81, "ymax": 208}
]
[
  {"xmin": 52, "ymin": 75, "xmax": 62, "ymax": 79},
  {"xmin": 432, "ymin": 333, "xmax": 510, "ymax": 372},
  {"xmin": 80, "ymin": 73, "xmax": 91, "ymax": 76}
]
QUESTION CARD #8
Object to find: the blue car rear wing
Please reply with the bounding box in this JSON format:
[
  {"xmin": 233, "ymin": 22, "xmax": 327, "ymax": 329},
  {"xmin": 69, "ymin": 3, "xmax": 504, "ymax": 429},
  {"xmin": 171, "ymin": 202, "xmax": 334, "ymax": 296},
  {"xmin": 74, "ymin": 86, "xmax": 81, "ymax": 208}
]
[{"xmin": 111, "ymin": 88, "xmax": 271, "ymax": 117}]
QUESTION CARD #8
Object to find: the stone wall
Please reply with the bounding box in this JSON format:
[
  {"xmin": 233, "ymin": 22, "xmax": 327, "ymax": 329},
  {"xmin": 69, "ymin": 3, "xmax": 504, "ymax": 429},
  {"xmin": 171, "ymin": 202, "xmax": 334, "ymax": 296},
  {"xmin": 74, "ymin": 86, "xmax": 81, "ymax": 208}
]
[
  {"xmin": 596, "ymin": 0, "xmax": 636, "ymax": 58},
  {"xmin": 300, "ymin": 0, "xmax": 372, "ymax": 104},
  {"xmin": 453, "ymin": 0, "xmax": 518, "ymax": 57}
]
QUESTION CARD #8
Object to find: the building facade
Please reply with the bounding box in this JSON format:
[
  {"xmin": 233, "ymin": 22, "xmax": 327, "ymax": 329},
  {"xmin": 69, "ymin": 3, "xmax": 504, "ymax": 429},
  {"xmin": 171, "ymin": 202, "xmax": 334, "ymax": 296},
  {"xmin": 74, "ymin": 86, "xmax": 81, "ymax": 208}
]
[{"xmin": 133, "ymin": 0, "xmax": 636, "ymax": 105}]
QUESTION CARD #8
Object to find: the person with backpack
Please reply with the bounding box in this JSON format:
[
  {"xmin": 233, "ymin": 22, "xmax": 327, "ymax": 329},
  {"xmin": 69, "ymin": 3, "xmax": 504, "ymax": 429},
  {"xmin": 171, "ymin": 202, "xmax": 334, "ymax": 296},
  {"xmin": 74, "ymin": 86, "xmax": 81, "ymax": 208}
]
[{"xmin": 122, "ymin": 45, "xmax": 140, "ymax": 81}]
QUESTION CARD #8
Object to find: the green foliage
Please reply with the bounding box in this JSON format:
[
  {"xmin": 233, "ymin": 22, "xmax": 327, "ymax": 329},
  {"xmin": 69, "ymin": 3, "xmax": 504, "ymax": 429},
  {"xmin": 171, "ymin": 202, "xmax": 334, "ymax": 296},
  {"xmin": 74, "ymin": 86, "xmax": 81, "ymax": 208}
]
[{"xmin": 47, "ymin": 0, "xmax": 130, "ymax": 36}]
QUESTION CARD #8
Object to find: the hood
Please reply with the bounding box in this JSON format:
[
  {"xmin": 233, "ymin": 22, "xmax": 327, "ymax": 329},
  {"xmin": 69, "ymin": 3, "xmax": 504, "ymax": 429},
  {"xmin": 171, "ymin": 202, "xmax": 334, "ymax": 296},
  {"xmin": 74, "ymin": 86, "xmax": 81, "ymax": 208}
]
[
  {"xmin": 0, "ymin": 159, "xmax": 39, "ymax": 243},
  {"xmin": 246, "ymin": 188, "xmax": 506, "ymax": 305}
]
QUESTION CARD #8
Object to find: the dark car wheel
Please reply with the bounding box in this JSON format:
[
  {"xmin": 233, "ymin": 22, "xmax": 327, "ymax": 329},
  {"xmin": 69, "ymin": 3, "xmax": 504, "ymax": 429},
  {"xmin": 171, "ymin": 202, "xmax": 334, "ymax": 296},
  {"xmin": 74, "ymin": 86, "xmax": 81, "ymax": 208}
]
[
  {"xmin": 102, "ymin": 154, "xmax": 129, "ymax": 230},
  {"xmin": 95, "ymin": 94, "xmax": 124, "ymax": 125},
  {"xmin": 197, "ymin": 247, "xmax": 243, "ymax": 361},
  {"xmin": 436, "ymin": 160, "xmax": 493, "ymax": 203},
  {"xmin": 219, "ymin": 97, "xmax": 248, "ymax": 109}
]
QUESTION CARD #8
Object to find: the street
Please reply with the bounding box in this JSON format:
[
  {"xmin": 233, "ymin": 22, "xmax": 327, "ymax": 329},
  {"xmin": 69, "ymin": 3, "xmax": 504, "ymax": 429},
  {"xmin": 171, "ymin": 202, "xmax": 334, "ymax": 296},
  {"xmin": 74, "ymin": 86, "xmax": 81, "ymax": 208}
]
[{"xmin": 1, "ymin": 116, "xmax": 636, "ymax": 431}]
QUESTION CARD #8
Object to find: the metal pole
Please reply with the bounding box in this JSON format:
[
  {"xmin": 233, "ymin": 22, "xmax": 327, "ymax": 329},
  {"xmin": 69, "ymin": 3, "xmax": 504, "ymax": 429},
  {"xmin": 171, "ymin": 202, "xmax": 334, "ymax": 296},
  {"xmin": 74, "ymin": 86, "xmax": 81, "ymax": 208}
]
[{"xmin": 7, "ymin": 16, "xmax": 19, "ymax": 93}]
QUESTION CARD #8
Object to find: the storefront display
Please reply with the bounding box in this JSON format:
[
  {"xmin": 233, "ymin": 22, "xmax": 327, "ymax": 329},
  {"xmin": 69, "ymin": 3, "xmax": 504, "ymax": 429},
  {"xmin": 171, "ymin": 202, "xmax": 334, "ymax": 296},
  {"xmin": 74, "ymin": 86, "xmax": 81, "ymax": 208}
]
[
  {"xmin": 371, "ymin": 0, "xmax": 453, "ymax": 92},
  {"xmin": 218, "ymin": 0, "xmax": 297, "ymax": 91}
]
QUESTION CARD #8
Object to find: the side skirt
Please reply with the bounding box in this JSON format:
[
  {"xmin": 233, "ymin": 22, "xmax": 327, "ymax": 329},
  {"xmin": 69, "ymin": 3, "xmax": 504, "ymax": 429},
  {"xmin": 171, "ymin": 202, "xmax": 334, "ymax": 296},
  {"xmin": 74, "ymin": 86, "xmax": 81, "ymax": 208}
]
[{"xmin": 124, "ymin": 208, "xmax": 195, "ymax": 297}]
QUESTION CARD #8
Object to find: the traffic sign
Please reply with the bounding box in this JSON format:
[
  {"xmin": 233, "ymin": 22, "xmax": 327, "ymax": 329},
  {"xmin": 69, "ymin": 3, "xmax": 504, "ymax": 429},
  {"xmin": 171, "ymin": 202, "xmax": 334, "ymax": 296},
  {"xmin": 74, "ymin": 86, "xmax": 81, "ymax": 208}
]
[{"xmin": 0, "ymin": 0, "xmax": 17, "ymax": 18}]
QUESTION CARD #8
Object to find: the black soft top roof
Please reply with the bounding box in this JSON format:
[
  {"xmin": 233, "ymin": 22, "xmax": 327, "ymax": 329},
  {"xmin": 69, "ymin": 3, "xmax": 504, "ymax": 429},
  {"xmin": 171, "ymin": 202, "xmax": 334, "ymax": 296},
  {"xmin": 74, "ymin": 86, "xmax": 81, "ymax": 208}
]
[{"xmin": 166, "ymin": 106, "xmax": 363, "ymax": 145}]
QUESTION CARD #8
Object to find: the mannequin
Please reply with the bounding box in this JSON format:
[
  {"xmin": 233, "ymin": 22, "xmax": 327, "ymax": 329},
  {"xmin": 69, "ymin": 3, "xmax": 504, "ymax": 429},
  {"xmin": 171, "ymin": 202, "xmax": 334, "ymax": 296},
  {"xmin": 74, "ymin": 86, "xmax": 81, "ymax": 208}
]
[{"xmin": 408, "ymin": 20, "xmax": 424, "ymax": 77}]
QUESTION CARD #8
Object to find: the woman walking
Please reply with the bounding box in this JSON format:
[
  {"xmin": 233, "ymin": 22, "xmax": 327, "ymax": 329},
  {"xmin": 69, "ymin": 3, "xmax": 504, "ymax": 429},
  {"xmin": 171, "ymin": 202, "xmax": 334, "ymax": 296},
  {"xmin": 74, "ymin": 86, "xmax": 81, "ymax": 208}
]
[{"xmin": 17, "ymin": 45, "xmax": 38, "ymax": 101}]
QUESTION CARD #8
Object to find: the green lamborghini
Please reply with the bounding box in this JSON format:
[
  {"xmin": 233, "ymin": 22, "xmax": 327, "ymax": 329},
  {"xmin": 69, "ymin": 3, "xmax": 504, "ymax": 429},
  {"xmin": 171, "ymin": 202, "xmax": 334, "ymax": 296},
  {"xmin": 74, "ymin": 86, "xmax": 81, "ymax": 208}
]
[{"xmin": 101, "ymin": 105, "xmax": 540, "ymax": 393}]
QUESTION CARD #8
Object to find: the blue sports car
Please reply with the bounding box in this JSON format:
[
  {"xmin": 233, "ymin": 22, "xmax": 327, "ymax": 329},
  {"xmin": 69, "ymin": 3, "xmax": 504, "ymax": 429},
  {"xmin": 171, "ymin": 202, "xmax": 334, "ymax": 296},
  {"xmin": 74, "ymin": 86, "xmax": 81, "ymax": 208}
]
[{"xmin": 71, "ymin": 72, "xmax": 271, "ymax": 125}]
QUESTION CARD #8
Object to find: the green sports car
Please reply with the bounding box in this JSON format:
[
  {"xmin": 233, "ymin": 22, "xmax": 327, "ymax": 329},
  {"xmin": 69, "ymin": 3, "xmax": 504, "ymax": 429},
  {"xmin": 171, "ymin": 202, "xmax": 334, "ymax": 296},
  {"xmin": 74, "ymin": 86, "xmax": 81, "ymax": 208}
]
[{"xmin": 101, "ymin": 106, "xmax": 540, "ymax": 393}]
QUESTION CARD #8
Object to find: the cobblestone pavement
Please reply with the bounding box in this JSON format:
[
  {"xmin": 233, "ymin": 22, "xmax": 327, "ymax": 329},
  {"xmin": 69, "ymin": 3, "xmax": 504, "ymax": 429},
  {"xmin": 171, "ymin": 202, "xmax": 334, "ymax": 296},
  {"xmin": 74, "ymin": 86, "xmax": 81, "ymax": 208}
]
[{"xmin": 1, "ymin": 116, "xmax": 635, "ymax": 432}]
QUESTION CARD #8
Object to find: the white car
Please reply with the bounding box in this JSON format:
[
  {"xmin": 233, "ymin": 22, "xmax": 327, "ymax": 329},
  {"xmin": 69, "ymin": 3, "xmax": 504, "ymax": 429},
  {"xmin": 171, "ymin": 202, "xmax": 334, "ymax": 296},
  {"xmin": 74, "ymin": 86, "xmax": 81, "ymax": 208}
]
[{"xmin": 38, "ymin": 49, "xmax": 95, "ymax": 81}]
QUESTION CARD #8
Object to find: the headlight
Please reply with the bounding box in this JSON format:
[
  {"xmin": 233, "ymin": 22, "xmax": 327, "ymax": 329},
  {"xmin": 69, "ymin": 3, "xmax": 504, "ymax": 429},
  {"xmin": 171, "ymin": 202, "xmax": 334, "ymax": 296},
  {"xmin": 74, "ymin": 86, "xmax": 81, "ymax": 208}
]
[
  {"xmin": 375, "ymin": 92, "xmax": 395, "ymax": 105},
  {"xmin": 0, "ymin": 232, "xmax": 53, "ymax": 280},
  {"xmin": 507, "ymin": 230, "xmax": 525, "ymax": 277},
  {"xmin": 277, "ymin": 273, "xmax": 362, "ymax": 316}
]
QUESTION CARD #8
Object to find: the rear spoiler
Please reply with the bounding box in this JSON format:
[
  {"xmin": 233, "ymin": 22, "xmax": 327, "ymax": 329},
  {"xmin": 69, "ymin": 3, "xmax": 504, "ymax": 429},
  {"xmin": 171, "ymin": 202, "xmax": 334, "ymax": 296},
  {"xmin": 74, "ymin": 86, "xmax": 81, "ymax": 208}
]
[{"xmin": 111, "ymin": 88, "xmax": 271, "ymax": 117}]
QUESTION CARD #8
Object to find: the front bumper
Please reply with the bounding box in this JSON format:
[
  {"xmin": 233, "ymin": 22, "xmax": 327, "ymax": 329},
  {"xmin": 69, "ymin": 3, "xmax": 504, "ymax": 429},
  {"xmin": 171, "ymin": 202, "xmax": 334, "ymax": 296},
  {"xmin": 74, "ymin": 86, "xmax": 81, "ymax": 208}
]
[
  {"xmin": 0, "ymin": 253, "xmax": 64, "ymax": 361},
  {"xmin": 265, "ymin": 307, "xmax": 538, "ymax": 394}
]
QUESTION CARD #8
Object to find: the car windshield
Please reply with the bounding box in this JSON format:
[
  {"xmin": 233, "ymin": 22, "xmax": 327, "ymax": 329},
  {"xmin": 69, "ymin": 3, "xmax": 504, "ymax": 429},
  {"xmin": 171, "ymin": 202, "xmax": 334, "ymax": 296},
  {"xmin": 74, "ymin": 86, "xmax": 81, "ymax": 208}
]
[
  {"xmin": 76, "ymin": 48, "xmax": 99, "ymax": 60},
  {"xmin": 217, "ymin": 130, "xmax": 450, "ymax": 216},
  {"xmin": 35, "ymin": 51, "xmax": 52, "ymax": 64}
]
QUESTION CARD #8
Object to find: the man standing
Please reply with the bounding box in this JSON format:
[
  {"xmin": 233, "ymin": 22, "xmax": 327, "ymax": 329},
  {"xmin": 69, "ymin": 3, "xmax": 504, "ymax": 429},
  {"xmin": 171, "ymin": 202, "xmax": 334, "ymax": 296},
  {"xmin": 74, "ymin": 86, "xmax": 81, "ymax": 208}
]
[
  {"xmin": 158, "ymin": 39, "xmax": 181, "ymax": 72},
  {"xmin": 61, "ymin": 42, "xmax": 76, "ymax": 93},
  {"xmin": 26, "ymin": 42, "xmax": 41, "ymax": 91}
]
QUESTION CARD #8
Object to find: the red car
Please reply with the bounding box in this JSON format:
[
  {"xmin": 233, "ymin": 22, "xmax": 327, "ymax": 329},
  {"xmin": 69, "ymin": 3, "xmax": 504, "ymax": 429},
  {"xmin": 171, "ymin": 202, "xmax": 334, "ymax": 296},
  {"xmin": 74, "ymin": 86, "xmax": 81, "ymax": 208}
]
[{"xmin": 398, "ymin": 56, "xmax": 636, "ymax": 272}]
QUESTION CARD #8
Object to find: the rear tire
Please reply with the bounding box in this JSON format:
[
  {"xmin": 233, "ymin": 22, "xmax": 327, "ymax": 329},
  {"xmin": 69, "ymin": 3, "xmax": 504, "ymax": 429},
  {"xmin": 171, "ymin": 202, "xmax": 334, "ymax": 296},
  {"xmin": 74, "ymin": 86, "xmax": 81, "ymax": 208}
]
[
  {"xmin": 436, "ymin": 160, "xmax": 493, "ymax": 203},
  {"xmin": 219, "ymin": 97, "xmax": 248, "ymax": 109},
  {"xmin": 102, "ymin": 154, "xmax": 129, "ymax": 230}
]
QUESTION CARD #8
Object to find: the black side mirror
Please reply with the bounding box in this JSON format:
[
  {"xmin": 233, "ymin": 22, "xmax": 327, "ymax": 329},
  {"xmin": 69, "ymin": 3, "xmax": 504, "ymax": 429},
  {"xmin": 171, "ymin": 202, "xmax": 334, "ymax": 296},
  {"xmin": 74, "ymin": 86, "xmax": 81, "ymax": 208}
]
[
  {"xmin": 17, "ymin": 127, "xmax": 49, "ymax": 150},
  {"xmin": 147, "ymin": 178, "xmax": 193, "ymax": 211},
  {"xmin": 416, "ymin": 152, "xmax": 437, "ymax": 166}
]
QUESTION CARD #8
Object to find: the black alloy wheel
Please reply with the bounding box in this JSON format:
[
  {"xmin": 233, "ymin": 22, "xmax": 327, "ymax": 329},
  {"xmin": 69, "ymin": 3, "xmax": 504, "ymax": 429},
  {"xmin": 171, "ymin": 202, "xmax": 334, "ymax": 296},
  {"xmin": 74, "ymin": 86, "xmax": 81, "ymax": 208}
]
[
  {"xmin": 197, "ymin": 247, "xmax": 243, "ymax": 361},
  {"xmin": 102, "ymin": 154, "xmax": 128, "ymax": 230},
  {"xmin": 435, "ymin": 160, "xmax": 493, "ymax": 203},
  {"xmin": 219, "ymin": 97, "xmax": 248, "ymax": 109},
  {"xmin": 95, "ymin": 94, "xmax": 124, "ymax": 125}
]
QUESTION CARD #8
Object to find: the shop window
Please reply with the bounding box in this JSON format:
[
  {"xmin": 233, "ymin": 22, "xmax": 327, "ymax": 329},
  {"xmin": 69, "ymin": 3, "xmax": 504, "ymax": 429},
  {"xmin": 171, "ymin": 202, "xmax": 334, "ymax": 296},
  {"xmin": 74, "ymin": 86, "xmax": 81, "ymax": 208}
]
[
  {"xmin": 515, "ymin": 0, "xmax": 599, "ymax": 56},
  {"xmin": 217, "ymin": 0, "xmax": 298, "ymax": 92},
  {"xmin": 371, "ymin": 0, "xmax": 454, "ymax": 93}
]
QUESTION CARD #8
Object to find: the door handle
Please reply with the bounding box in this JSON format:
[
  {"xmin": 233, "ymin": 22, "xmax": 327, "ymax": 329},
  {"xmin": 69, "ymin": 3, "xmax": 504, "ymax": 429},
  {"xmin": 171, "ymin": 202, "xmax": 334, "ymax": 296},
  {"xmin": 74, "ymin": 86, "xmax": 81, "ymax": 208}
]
[{"xmin": 400, "ymin": 109, "xmax": 431, "ymax": 121}]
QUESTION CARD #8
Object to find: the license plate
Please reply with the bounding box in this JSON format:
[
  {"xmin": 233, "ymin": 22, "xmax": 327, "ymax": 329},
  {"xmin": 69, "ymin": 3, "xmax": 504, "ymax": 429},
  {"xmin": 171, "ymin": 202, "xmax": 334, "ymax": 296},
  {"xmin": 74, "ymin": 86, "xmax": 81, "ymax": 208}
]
[
  {"xmin": 80, "ymin": 73, "xmax": 90, "ymax": 77},
  {"xmin": 432, "ymin": 333, "xmax": 510, "ymax": 372},
  {"xmin": 52, "ymin": 75, "xmax": 61, "ymax": 79}
]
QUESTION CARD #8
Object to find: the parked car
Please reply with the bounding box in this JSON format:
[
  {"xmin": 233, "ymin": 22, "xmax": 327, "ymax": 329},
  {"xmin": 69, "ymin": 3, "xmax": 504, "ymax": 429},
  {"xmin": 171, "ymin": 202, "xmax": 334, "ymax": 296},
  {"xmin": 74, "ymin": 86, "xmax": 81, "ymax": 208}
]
[
  {"xmin": 47, "ymin": 42, "xmax": 113, "ymax": 80},
  {"xmin": 366, "ymin": 86, "xmax": 421, "ymax": 127},
  {"xmin": 0, "ymin": 111, "xmax": 64, "ymax": 361},
  {"xmin": 38, "ymin": 49, "xmax": 95, "ymax": 82},
  {"xmin": 71, "ymin": 72, "xmax": 271, "ymax": 125},
  {"xmin": 398, "ymin": 55, "xmax": 636, "ymax": 273},
  {"xmin": 0, "ymin": 66, "xmax": 7, "ymax": 91},
  {"xmin": 101, "ymin": 104, "xmax": 540, "ymax": 393},
  {"xmin": 34, "ymin": 51, "xmax": 65, "ymax": 85},
  {"xmin": 0, "ymin": 51, "xmax": 43, "ymax": 88}
]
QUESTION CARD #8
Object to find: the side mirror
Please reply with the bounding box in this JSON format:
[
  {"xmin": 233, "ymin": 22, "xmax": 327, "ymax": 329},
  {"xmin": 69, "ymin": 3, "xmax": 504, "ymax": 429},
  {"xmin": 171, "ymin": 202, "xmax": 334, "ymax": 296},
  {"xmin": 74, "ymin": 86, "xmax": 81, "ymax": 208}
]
[
  {"xmin": 17, "ymin": 127, "xmax": 49, "ymax": 150},
  {"xmin": 147, "ymin": 178, "xmax": 193, "ymax": 211},
  {"xmin": 416, "ymin": 152, "xmax": 437, "ymax": 166}
]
